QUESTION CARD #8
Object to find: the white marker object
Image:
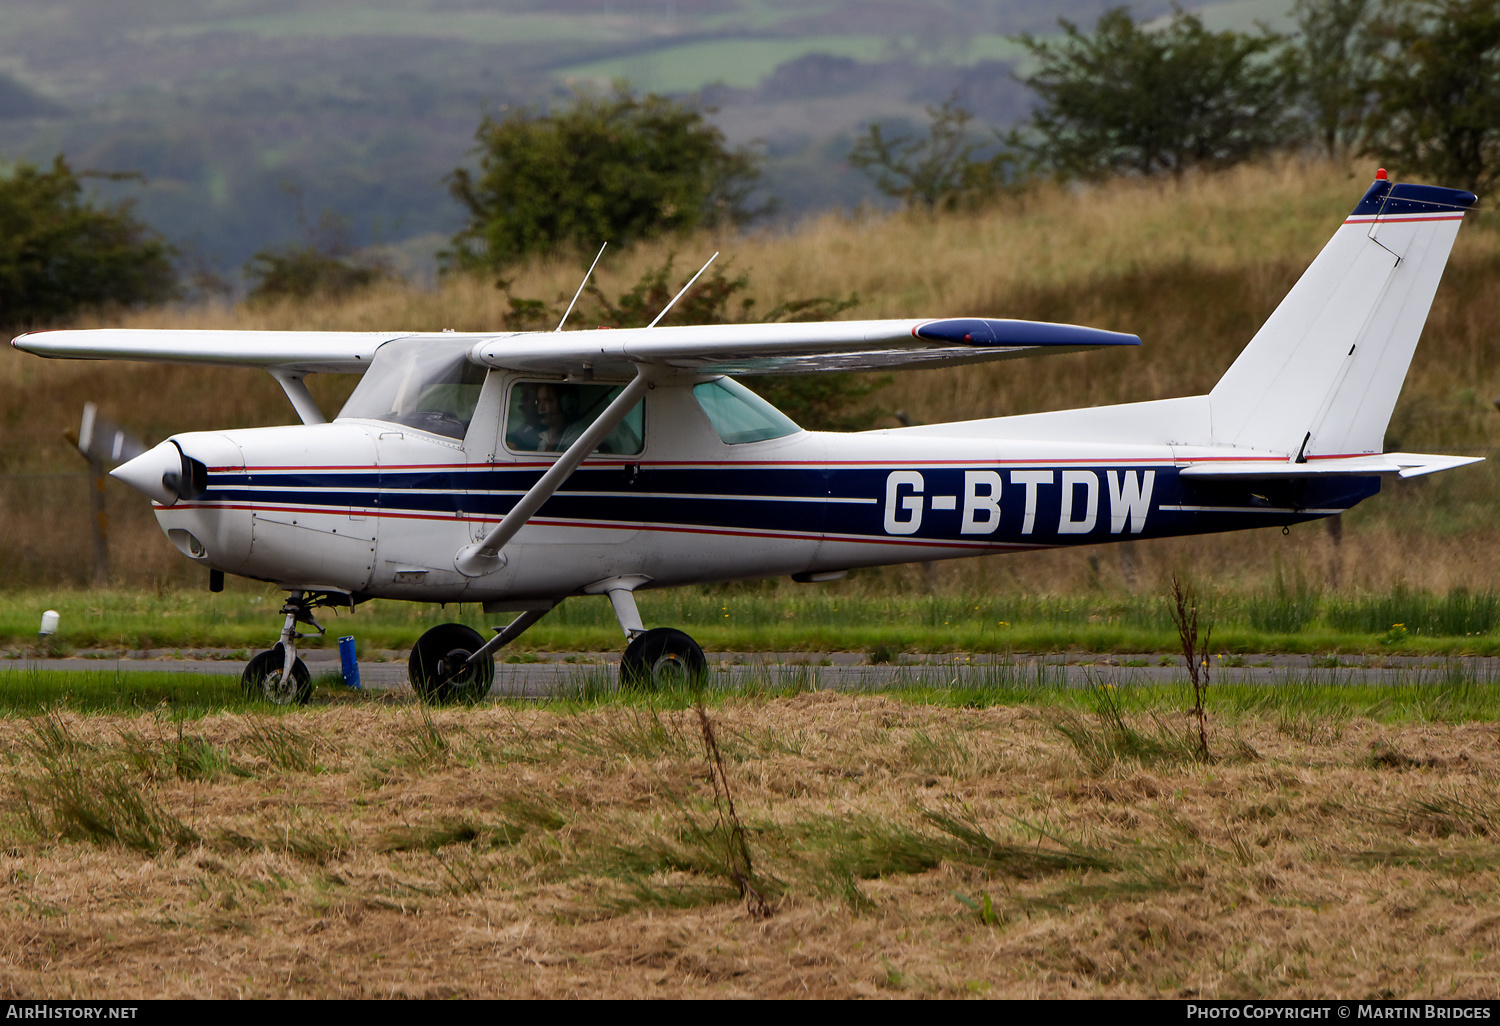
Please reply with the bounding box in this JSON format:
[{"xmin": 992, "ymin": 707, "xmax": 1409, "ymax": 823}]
[{"xmin": 39, "ymin": 610, "xmax": 59, "ymax": 636}]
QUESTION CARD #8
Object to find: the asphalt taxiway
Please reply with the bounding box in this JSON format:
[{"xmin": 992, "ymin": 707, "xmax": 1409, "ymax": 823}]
[{"xmin": 4, "ymin": 649, "xmax": 1496, "ymax": 699}]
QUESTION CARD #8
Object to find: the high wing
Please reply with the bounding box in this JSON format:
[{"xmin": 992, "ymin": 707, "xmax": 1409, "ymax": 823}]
[
  {"xmin": 465, "ymin": 318, "xmax": 1139, "ymax": 376},
  {"xmin": 10, "ymin": 329, "xmax": 400, "ymax": 374},
  {"xmin": 12, "ymin": 317, "xmax": 1139, "ymax": 378}
]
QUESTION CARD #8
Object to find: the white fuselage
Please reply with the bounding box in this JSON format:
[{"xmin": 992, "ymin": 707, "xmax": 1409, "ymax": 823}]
[{"xmin": 147, "ymin": 372, "xmax": 1373, "ymax": 606}]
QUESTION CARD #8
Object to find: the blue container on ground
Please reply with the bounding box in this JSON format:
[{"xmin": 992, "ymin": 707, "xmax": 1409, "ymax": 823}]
[{"xmin": 338, "ymin": 636, "xmax": 361, "ymax": 689}]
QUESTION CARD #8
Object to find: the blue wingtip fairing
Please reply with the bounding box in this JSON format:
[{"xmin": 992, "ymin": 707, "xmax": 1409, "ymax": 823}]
[
  {"xmin": 914, "ymin": 317, "xmax": 1141, "ymax": 349},
  {"xmin": 1349, "ymin": 179, "xmax": 1478, "ymax": 218}
]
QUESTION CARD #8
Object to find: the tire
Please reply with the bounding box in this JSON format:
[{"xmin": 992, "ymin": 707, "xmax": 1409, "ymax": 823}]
[
  {"xmin": 620, "ymin": 628, "xmax": 707, "ymax": 690},
  {"xmin": 409, "ymin": 623, "xmax": 494, "ymax": 704},
  {"xmin": 242, "ymin": 645, "xmax": 312, "ymax": 706}
]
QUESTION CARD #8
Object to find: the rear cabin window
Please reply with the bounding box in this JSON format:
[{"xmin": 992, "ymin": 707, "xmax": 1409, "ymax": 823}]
[
  {"xmin": 692, "ymin": 378, "xmax": 800, "ymax": 444},
  {"xmin": 504, "ymin": 381, "xmax": 644, "ymax": 455},
  {"xmin": 337, "ymin": 339, "xmax": 486, "ymax": 440}
]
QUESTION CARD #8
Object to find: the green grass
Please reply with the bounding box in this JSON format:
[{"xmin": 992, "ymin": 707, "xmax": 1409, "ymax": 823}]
[
  {"xmin": 0, "ymin": 666, "xmax": 242, "ymax": 716},
  {"xmin": 11, "ymin": 658, "xmax": 1500, "ymax": 730},
  {"xmin": 11, "ymin": 585, "xmax": 1500, "ymax": 657}
]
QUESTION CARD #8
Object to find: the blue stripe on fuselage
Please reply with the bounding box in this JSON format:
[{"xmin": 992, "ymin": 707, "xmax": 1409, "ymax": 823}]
[{"xmin": 197, "ymin": 464, "xmax": 1380, "ymax": 545}]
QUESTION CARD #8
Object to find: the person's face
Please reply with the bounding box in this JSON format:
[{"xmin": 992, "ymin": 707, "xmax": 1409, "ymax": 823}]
[{"xmin": 535, "ymin": 385, "xmax": 565, "ymax": 427}]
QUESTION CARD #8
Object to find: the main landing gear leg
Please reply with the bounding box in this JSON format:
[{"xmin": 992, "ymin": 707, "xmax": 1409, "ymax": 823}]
[
  {"xmin": 241, "ymin": 590, "xmax": 320, "ymax": 705},
  {"xmin": 602, "ymin": 583, "xmax": 706, "ymax": 690}
]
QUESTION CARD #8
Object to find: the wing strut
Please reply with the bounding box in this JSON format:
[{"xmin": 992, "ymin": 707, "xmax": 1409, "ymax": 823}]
[
  {"xmin": 268, "ymin": 369, "xmax": 327, "ymax": 425},
  {"xmin": 454, "ymin": 369, "xmax": 651, "ymax": 577}
]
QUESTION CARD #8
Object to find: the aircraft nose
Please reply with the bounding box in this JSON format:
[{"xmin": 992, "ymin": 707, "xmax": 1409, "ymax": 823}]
[{"xmin": 111, "ymin": 439, "xmax": 208, "ymax": 506}]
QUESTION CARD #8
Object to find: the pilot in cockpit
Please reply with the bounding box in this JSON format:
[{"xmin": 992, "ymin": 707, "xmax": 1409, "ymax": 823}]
[{"xmin": 510, "ymin": 383, "xmax": 583, "ymax": 452}]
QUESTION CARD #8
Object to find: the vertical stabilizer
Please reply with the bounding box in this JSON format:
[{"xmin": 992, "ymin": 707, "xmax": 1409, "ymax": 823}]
[{"xmin": 1209, "ymin": 175, "xmax": 1475, "ymax": 457}]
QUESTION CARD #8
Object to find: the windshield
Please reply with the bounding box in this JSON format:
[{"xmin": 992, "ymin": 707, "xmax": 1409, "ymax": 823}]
[
  {"xmin": 692, "ymin": 378, "xmax": 800, "ymax": 444},
  {"xmin": 336, "ymin": 339, "xmax": 487, "ymax": 440}
]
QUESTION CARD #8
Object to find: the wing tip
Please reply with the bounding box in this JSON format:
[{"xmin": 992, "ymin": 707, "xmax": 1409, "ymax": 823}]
[{"xmin": 914, "ymin": 317, "xmax": 1139, "ymax": 348}]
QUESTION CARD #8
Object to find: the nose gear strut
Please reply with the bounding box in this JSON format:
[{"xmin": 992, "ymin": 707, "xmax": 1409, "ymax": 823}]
[
  {"xmin": 278, "ymin": 590, "xmax": 324, "ymax": 683},
  {"xmin": 241, "ymin": 589, "xmax": 352, "ymax": 706}
]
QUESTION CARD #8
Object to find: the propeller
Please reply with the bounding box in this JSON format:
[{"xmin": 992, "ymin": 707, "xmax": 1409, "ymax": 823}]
[
  {"xmin": 72, "ymin": 402, "xmax": 147, "ymax": 468},
  {"xmin": 72, "ymin": 404, "xmax": 206, "ymax": 505}
]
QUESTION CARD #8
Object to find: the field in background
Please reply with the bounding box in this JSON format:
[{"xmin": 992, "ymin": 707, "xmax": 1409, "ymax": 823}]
[
  {"xmin": 3, "ymin": 158, "xmax": 1498, "ymax": 609},
  {"xmin": 3, "ymin": 681, "xmax": 1500, "ymax": 998}
]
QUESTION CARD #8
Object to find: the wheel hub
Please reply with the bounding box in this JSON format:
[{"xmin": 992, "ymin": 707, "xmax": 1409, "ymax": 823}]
[
  {"xmin": 438, "ymin": 648, "xmax": 475, "ymax": 684},
  {"xmin": 650, "ymin": 651, "xmax": 692, "ymax": 686}
]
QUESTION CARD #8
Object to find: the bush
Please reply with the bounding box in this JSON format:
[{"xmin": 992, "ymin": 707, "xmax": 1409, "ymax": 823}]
[
  {"xmin": 447, "ymin": 86, "xmax": 764, "ymax": 271},
  {"xmin": 849, "ymin": 95, "xmax": 1018, "ymax": 211},
  {"xmin": 0, "ymin": 156, "xmax": 176, "ymax": 329},
  {"xmin": 243, "ymin": 213, "xmax": 394, "ymax": 303}
]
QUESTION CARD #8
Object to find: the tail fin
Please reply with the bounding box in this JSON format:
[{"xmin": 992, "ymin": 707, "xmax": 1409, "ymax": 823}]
[{"xmin": 1209, "ymin": 174, "xmax": 1476, "ymax": 457}]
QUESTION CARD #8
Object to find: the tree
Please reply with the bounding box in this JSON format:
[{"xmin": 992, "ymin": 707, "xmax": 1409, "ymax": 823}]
[
  {"xmin": 0, "ymin": 155, "xmax": 175, "ymax": 329},
  {"xmin": 849, "ymin": 94, "xmax": 1017, "ymax": 210},
  {"xmin": 1012, "ymin": 8, "xmax": 1300, "ymax": 180},
  {"xmin": 446, "ymin": 87, "xmax": 764, "ymax": 271},
  {"xmin": 1291, "ymin": 0, "xmax": 1380, "ymax": 156},
  {"xmin": 1363, "ymin": 0, "xmax": 1500, "ymax": 197}
]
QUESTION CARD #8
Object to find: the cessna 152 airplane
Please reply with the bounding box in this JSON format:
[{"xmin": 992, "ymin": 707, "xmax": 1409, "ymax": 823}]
[{"xmin": 11, "ymin": 172, "xmax": 1484, "ymax": 702}]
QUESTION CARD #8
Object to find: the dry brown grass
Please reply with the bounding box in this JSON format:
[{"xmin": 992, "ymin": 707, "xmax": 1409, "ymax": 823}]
[{"xmin": 3, "ymin": 695, "xmax": 1500, "ymax": 998}]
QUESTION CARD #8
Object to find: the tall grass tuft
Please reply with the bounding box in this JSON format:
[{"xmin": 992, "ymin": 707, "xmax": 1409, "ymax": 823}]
[
  {"xmin": 242, "ymin": 718, "xmax": 321, "ymax": 773},
  {"xmin": 1325, "ymin": 587, "xmax": 1500, "ymax": 638},
  {"xmin": 11, "ymin": 714, "xmax": 199, "ymax": 854},
  {"xmin": 1049, "ymin": 684, "xmax": 1206, "ymax": 773},
  {"xmin": 118, "ymin": 723, "xmax": 249, "ymax": 781},
  {"xmin": 1245, "ymin": 567, "xmax": 1321, "ymax": 634},
  {"xmin": 1386, "ymin": 785, "xmax": 1500, "ymax": 838}
]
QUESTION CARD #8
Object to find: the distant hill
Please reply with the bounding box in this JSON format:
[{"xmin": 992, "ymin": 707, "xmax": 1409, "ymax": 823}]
[{"xmin": 0, "ymin": 0, "xmax": 1277, "ymax": 279}]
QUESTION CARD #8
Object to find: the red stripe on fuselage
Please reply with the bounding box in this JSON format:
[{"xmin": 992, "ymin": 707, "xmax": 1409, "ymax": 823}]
[{"xmin": 166, "ymin": 500, "xmax": 1040, "ymax": 551}]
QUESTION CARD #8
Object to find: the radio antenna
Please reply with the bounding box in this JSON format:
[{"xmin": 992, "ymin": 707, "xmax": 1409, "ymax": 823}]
[
  {"xmin": 554, "ymin": 242, "xmax": 608, "ymax": 332},
  {"xmin": 647, "ymin": 252, "xmax": 718, "ymax": 329}
]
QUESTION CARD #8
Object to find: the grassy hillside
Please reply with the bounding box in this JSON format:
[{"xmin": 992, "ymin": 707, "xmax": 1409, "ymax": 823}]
[{"xmin": 5, "ymin": 158, "xmax": 1498, "ymax": 596}]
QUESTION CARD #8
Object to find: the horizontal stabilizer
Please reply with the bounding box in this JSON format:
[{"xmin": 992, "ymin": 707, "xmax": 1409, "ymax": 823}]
[{"xmin": 1180, "ymin": 452, "xmax": 1482, "ymax": 479}]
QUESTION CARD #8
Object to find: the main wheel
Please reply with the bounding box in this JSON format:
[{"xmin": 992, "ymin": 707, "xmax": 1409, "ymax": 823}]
[
  {"xmin": 242, "ymin": 645, "xmax": 312, "ymax": 706},
  {"xmin": 620, "ymin": 628, "xmax": 707, "ymax": 690},
  {"xmin": 409, "ymin": 623, "xmax": 494, "ymax": 704}
]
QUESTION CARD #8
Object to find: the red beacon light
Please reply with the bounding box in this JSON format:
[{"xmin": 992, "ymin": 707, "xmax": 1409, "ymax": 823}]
[{"xmin": 1376, "ymin": 167, "xmax": 1388, "ymax": 180}]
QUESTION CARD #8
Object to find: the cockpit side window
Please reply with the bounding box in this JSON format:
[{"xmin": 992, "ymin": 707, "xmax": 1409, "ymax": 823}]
[
  {"xmin": 691, "ymin": 377, "xmax": 800, "ymax": 444},
  {"xmin": 504, "ymin": 381, "xmax": 644, "ymax": 455},
  {"xmin": 336, "ymin": 339, "xmax": 487, "ymax": 440}
]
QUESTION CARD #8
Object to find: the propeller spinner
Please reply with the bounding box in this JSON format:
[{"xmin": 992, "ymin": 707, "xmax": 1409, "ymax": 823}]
[{"xmin": 111, "ymin": 439, "xmax": 208, "ymax": 505}]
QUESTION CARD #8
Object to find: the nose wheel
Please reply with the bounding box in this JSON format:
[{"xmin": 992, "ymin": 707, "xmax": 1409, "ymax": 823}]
[
  {"xmin": 409, "ymin": 623, "xmax": 496, "ymax": 704},
  {"xmin": 241, "ymin": 589, "xmax": 349, "ymax": 707},
  {"xmin": 242, "ymin": 643, "xmax": 312, "ymax": 705}
]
